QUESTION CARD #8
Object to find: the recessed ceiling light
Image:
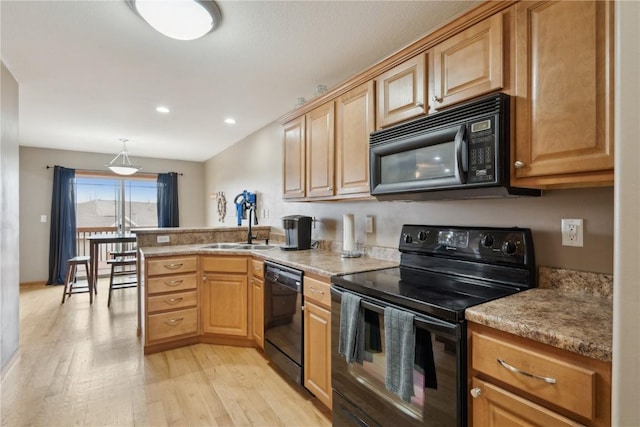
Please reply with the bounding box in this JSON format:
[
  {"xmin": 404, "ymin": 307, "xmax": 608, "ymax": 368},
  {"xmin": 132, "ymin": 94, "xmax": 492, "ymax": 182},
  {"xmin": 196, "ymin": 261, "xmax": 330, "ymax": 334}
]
[
  {"xmin": 224, "ymin": 118, "xmax": 236, "ymax": 125},
  {"xmin": 156, "ymin": 106, "xmax": 170, "ymax": 113}
]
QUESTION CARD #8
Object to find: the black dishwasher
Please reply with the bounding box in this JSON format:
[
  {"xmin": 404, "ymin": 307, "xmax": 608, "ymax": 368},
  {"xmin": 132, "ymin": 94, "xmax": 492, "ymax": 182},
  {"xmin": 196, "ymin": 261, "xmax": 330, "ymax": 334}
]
[{"xmin": 263, "ymin": 261, "xmax": 304, "ymax": 385}]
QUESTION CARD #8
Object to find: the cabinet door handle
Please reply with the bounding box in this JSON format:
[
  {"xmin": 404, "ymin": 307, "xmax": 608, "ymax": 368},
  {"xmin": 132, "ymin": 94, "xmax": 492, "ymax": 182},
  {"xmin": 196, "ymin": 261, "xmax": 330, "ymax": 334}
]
[
  {"xmin": 164, "ymin": 297, "xmax": 183, "ymax": 305},
  {"xmin": 432, "ymin": 95, "xmax": 442, "ymax": 103},
  {"xmin": 514, "ymin": 160, "xmax": 525, "ymax": 169},
  {"xmin": 470, "ymin": 387, "xmax": 482, "ymax": 398},
  {"xmin": 164, "ymin": 318, "xmax": 184, "ymax": 326},
  {"xmin": 163, "ymin": 263, "xmax": 183, "ymax": 270},
  {"xmin": 497, "ymin": 358, "xmax": 557, "ymax": 384},
  {"xmin": 164, "ymin": 279, "xmax": 183, "ymax": 287},
  {"xmin": 415, "ymin": 102, "xmax": 424, "ymax": 108}
]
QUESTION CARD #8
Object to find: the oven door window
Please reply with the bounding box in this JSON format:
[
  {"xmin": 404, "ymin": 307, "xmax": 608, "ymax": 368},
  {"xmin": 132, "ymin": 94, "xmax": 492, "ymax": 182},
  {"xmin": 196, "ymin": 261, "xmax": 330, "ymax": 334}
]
[{"xmin": 348, "ymin": 307, "xmax": 457, "ymax": 425}]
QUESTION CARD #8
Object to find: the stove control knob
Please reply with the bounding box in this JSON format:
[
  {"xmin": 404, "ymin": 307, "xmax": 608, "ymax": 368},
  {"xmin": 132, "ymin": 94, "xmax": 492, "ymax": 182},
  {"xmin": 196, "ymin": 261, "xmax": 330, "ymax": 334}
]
[
  {"xmin": 501, "ymin": 240, "xmax": 517, "ymax": 256},
  {"xmin": 417, "ymin": 231, "xmax": 428, "ymax": 241},
  {"xmin": 403, "ymin": 234, "xmax": 413, "ymax": 244},
  {"xmin": 480, "ymin": 234, "xmax": 494, "ymax": 248}
]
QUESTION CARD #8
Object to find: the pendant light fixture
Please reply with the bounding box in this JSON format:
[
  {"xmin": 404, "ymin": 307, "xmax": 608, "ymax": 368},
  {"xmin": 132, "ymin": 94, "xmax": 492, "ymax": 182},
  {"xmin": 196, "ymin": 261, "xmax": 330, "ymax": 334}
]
[
  {"xmin": 106, "ymin": 139, "xmax": 141, "ymax": 176},
  {"xmin": 126, "ymin": 0, "xmax": 222, "ymax": 41}
]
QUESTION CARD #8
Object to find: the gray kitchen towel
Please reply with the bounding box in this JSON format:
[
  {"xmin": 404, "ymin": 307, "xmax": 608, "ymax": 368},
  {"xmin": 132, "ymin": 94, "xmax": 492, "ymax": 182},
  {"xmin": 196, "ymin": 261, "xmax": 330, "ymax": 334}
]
[
  {"xmin": 338, "ymin": 292, "xmax": 365, "ymax": 364},
  {"xmin": 384, "ymin": 306, "xmax": 416, "ymax": 402}
]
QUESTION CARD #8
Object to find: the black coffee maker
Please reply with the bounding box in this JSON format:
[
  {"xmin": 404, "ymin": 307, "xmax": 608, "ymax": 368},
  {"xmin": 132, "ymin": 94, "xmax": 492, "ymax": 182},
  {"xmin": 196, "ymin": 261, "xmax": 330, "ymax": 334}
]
[{"xmin": 281, "ymin": 215, "xmax": 312, "ymax": 250}]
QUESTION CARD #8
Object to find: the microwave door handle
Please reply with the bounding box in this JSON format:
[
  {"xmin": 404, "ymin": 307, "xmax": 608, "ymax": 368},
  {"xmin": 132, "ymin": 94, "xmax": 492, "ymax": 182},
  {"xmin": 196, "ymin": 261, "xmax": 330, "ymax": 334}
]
[{"xmin": 454, "ymin": 124, "xmax": 468, "ymax": 184}]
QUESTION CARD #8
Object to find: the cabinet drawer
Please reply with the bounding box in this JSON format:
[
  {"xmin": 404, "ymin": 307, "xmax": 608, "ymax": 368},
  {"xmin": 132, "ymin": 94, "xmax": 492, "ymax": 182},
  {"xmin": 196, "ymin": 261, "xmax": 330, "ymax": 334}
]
[
  {"xmin": 147, "ymin": 290, "xmax": 197, "ymax": 314},
  {"xmin": 147, "ymin": 273, "xmax": 197, "ymax": 294},
  {"xmin": 472, "ymin": 331, "xmax": 596, "ymax": 420},
  {"xmin": 251, "ymin": 259, "xmax": 264, "ymax": 279},
  {"xmin": 471, "ymin": 377, "xmax": 581, "ymax": 427},
  {"xmin": 147, "ymin": 257, "xmax": 197, "ymax": 276},
  {"xmin": 202, "ymin": 256, "xmax": 248, "ymax": 273},
  {"xmin": 148, "ymin": 308, "xmax": 198, "ymax": 342},
  {"xmin": 304, "ymin": 277, "xmax": 331, "ymax": 308}
]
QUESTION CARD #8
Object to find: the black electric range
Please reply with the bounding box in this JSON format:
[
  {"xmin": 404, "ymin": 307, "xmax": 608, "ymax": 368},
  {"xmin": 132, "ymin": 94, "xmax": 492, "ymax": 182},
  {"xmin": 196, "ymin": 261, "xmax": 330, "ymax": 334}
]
[{"xmin": 332, "ymin": 224, "xmax": 536, "ymax": 322}]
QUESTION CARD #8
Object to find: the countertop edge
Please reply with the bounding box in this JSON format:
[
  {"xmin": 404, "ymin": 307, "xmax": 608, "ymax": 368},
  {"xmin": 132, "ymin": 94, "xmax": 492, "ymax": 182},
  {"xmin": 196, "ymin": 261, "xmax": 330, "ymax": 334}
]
[{"xmin": 466, "ymin": 289, "xmax": 613, "ymax": 362}]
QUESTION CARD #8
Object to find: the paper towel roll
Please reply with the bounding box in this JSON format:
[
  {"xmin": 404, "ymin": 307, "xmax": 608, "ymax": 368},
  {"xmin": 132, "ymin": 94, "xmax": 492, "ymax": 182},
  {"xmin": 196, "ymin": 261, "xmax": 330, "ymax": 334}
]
[{"xmin": 343, "ymin": 214, "xmax": 355, "ymax": 252}]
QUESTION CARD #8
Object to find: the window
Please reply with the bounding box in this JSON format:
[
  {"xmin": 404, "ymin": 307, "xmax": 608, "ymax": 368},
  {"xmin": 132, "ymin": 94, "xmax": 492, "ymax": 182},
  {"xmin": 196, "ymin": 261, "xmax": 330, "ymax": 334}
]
[
  {"xmin": 75, "ymin": 174, "xmax": 158, "ymax": 231},
  {"xmin": 75, "ymin": 173, "xmax": 157, "ymax": 274}
]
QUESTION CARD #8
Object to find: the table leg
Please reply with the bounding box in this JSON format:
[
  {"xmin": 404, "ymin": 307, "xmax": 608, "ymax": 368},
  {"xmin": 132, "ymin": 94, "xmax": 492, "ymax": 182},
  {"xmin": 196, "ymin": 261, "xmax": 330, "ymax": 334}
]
[{"xmin": 91, "ymin": 242, "xmax": 98, "ymax": 296}]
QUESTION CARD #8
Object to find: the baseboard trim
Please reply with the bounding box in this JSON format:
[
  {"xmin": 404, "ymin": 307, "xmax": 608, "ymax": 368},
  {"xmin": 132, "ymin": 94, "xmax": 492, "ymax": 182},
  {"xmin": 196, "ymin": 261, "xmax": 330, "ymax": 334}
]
[{"xmin": 20, "ymin": 280, "xmax": 47, "ymax": 287}]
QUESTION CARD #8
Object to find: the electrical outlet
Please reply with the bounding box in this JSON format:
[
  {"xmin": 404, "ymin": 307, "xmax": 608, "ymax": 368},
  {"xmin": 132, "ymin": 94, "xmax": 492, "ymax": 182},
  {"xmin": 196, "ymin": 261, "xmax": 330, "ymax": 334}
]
[
  {"xmin": 366, "ymin": 215, "xmax": 374, "ymax": 233},
  {"xmin": 561, "ymin": 219, "xmax": 583, "ymax": 247},
  {"xmin": 157, "ymin": 235, "xmax": 170, "ymax": 243}
]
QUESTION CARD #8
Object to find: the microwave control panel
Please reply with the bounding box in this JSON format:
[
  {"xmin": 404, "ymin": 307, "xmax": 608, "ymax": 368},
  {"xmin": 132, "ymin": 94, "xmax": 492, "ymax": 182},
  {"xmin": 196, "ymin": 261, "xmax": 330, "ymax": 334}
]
[{"xmin": 467, "ymin": 116, "xmax": 497, "ymax": 184}]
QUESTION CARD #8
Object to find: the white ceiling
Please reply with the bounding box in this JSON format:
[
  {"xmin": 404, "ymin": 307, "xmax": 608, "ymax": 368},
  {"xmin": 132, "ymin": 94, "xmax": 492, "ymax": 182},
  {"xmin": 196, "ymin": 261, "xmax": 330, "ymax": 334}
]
[{"xmin": 1, "ymin": 0, "xmax": 475, "ymax": 162}]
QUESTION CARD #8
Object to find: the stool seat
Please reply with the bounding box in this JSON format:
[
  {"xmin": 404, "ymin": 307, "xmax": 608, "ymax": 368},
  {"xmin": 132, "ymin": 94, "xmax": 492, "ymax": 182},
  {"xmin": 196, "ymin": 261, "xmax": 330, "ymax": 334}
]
[{"xmin": 61, "ymin": 256, "xmax": 95, "ymax": 304}]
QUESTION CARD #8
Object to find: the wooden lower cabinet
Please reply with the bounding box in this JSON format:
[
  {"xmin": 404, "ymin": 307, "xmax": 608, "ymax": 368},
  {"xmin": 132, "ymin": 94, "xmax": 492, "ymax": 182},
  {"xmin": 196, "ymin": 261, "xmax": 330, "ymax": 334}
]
[
  {"xmin": 251, "ymin": 259, "xmax": 265, "ymax": 349},
  {"xmin": 303, "ymin": 276, "xmax": 332, "ymax": 409},
  {"xmin": 201, "ymin": 255, "xmax": 250, "ymax": 338},
  {"xmin": 143, "ymin": 255, "xmax": 200, "ymax": 353},
  {"xmin": 469, "ymin": 322, "xmax": 611, "ymax": 427},
  {"xmin": 202, "ymin": 271, "xmax": 249, "ymax": 337},
  {"xmin": 471, "ymin": 377, "xmax": 580, "ymax": 427}
]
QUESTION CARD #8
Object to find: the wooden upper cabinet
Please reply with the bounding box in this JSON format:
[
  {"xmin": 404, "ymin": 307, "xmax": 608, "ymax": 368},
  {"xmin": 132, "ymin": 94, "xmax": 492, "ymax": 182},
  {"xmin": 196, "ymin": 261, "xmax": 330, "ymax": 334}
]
[
  {"xmin": 375, "ymin": 52, "xmax": 427, "ymax": 129},
  {"xmin": 335, "ymin": 81, "xmax": 375, "ymax": 196},
  {"xmin": 512, "ymin": 1, "xmax": 614, "ymax": 188},
  {"xmin": 306, "ymin": 103, "xmax": 335, "ymax": 198},
  {"xmin": 282, "ymin": 116, "xmax": 306, "ymax": 199},
  {"xmin": 431, "ymin": 13, "xmax": 504, "ymax": 111}
]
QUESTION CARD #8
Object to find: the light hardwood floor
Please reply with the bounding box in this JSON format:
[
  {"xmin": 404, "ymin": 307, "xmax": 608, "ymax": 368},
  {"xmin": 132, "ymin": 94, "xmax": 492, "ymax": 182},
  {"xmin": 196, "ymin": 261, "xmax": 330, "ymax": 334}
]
[{"xmin": 2, "ymin": 280, "xmax": 332, "ymax": 426}]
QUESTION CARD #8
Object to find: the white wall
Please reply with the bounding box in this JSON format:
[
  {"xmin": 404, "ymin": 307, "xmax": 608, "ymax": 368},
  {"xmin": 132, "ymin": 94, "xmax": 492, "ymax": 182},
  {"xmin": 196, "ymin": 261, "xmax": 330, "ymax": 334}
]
[
  {"xmin": 19, "ymin": 146, "xmax": 206, "ymax": 283},
  {"xmin": 612, "ymin": 1, "xmax": 640, "ymax": 424},
  {"xmin": 205, "ymin": 123, "xmax": 614, "ymax": 275},
  {"xmin": 1, "ymin": 62, "xmax": 20, "ymax": 370}
]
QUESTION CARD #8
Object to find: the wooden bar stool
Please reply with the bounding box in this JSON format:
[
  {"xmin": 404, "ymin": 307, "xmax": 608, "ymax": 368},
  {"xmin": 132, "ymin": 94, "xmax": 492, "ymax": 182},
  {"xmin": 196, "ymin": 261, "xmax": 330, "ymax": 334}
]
[
  {"xmin": 61, "ymin": 255, "xmax": 95, "ymax": 304},
  {"xmin": 107, "ymin": 251, "xmax": 137, "ymax": 307}
]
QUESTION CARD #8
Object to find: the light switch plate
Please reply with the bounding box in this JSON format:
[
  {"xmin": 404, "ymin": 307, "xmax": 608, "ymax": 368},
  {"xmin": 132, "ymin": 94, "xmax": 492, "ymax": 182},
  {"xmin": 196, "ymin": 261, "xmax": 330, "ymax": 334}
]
[
  {"xmin": 40, "ymin": 215, "xmax": 47, "ymax": 223},
  {"xmin": 561, "ymin": 219, "xmax": 583, "ymax": 247},
  {"xmin": 366, "ymin": 215, "xmax": 374, "ymax": 233}
]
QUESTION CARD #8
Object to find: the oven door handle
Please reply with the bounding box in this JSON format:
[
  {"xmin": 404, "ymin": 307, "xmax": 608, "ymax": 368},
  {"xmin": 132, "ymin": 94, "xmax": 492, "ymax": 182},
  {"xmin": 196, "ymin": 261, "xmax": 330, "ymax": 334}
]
[
  {"xmin": 454, "ymin": 124, "xmax": 468, "ymax": 184},
  {"xmin": 356, "ymin": 295, "xmax": 459, "ymax": 337}
]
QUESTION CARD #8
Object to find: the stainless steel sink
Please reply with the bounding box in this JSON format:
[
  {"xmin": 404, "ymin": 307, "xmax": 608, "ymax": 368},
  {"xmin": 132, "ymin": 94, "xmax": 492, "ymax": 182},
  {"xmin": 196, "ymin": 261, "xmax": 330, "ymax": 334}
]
[{"xmin": 202, "ymin": 243, "xmax": 276, "ymax": 250}]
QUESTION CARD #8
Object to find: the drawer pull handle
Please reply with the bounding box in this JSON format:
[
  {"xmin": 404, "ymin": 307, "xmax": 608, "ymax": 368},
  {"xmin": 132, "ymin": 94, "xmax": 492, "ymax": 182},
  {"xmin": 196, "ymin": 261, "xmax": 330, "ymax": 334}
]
[
  {"xmin": 164, "ymin": 318, "xmax": 184, "ymax": 326},
  {"xmin": 164, "ymin": 263, "xmax": 184, "ymax": 270},
  {"xmin": 164, "ymin": 279, "xmax": 183, "ymax": 287},
  {"xmin": 497, "ymin": 358, "xmax": 557, "ymax": 384},
  {"xmin": 309, "ymin": 287, "xmax": 325, "ymax": 295},
  {"xmin": 470, "ymin": 387, "xmax": 482, "ymax": 398},
  {"xmin": 164, "ymin": 297, "xmax": 183, "ymax": 305}
]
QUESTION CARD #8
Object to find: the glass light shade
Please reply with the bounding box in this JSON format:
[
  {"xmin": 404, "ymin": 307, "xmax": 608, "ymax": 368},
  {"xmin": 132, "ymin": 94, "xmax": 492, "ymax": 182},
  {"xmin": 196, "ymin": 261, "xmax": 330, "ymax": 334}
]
[
  {"xmin": 107, "ymin": 165, "xmax": 141, "ymax": 176},
  {"xmin": 106, "ymin": 140, "xmax": 141, "ymax": 175},
  {"xmin": 132, "ymin": 0, "xmax": 220, "ymax": 41}
]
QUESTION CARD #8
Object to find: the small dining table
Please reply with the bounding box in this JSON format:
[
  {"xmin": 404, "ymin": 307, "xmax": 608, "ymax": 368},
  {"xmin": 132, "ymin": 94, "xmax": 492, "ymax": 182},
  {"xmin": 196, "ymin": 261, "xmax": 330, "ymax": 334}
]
[{"xmin": 87, "ymin": 233, "xmax": 137, "ymax": 290}]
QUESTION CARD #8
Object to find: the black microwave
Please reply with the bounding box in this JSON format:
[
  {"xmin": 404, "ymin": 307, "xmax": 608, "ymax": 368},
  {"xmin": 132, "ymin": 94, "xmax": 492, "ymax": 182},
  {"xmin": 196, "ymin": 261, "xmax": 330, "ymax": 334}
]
[{"xmin": 369, "ymin": 93, "xmax": 540, "ymax": 200}]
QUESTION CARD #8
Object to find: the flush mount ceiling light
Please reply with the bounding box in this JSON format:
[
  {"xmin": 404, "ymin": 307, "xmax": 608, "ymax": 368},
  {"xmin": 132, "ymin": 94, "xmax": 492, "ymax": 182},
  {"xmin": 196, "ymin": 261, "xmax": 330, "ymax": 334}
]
[
  {"xmin": 224, "ymin": 117, "xmax": 236, "ymax": 125},
  {"xmin": 126, "ymin": 0, "xmax": 222, "ymax": 41},
  {"xmin": 156, "ymin": 105, "xmax": 170, "ymax": 113},
  {"xmin": 106, "ymin": 139, "xmax": 141, "ymax": 176}
]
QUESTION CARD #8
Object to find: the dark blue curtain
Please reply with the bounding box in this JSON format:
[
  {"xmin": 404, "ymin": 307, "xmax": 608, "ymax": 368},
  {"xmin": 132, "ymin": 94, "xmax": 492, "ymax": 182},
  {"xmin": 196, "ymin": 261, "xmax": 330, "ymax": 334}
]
[
  {"xmin": 157, "ymin": 172, "xmax": 180, "ymax": 227},
  {"xmin": 47, "ymin": 166, "xmax": 76, "ymax": 285}
]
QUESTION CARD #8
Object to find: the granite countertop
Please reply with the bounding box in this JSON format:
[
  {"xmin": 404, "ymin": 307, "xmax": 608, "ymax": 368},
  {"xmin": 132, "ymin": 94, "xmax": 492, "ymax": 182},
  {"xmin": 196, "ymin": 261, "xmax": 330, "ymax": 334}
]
[
  {"xmin": 466, "ymin": 288, "xmax": 613, "ymax": 362},
  {"xmin": 139, "ymin": 244, "xmax": 398, "ymax": 279}
]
